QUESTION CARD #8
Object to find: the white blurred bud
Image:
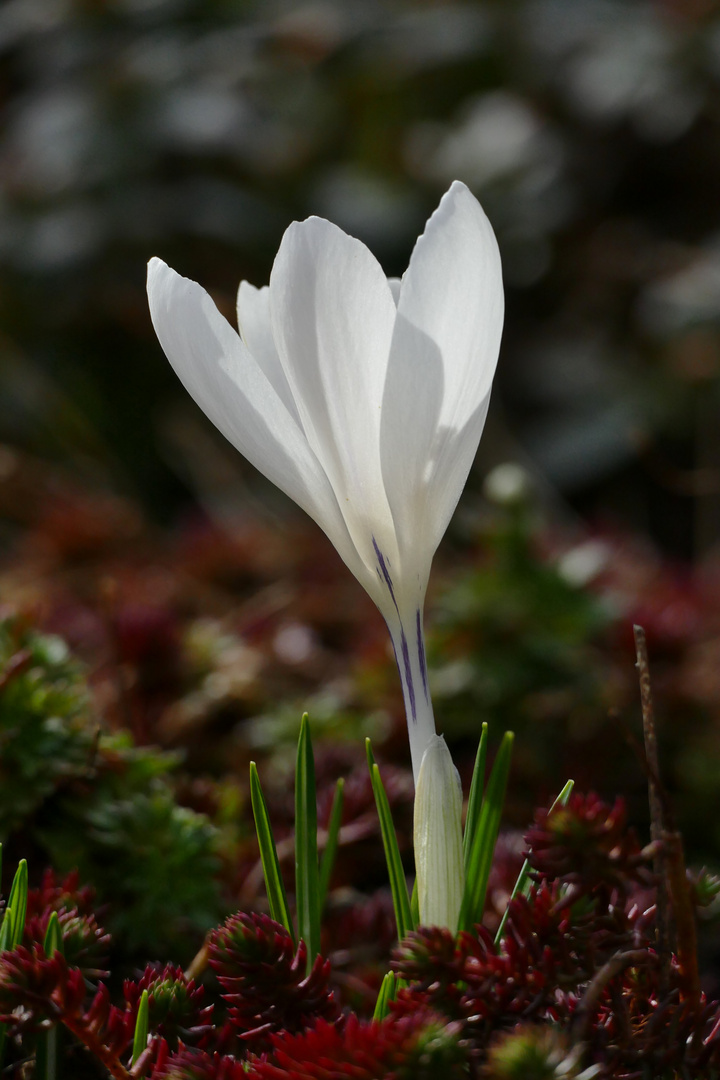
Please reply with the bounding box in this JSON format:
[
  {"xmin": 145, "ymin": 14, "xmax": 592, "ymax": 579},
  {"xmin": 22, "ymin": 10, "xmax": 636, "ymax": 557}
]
[
  {"xmin": 556, "ymin": 540, "xmax": 609, "ymax": 588},
  {"xmin": 414, "ymin": 734, "xmax": 465, "ymax": 930},
  {"xmin": 483, "ymin": 462, "xmax": 531, "ymax": 505}
]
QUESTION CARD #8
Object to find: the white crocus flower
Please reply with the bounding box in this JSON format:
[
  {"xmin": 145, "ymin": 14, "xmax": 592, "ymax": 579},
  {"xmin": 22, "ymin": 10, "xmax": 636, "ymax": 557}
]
[{"xmin": 147, "ymin": 180, "xmax": 503, "ymax": 784}]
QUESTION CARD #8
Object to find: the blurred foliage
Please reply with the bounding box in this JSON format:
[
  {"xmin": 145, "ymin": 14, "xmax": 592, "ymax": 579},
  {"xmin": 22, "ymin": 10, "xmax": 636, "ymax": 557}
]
[
  {"xmin": 0, "ymin": 617, "xmax": 96, "ymax": 836},
  {"xmin": 0, "ymin": 0, "xmax": 719, "ymax": 555},
  {"xmin": 424, "ymin": 475, "xmax": 720, "ymax": 850},
  {"xmin": 40, "ymin": 732, "xmax": 221, "ymax": 955},
  {"xmin": 0, "ymin": 615, "xmax": 223, "ymax": 959},
  {"xmin": 3, "ymin": 448, "xmax": 720, "ymax": 878},
  {"xmin": 430, "ymin": 500, "xmax": 612, "ymax": 743}
]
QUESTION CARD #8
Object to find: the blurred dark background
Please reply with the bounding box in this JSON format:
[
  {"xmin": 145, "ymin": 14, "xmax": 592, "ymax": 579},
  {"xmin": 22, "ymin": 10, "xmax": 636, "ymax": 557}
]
[{"xmin": 1, "ymin": 0, "xmax": 720, "ymax": 553}]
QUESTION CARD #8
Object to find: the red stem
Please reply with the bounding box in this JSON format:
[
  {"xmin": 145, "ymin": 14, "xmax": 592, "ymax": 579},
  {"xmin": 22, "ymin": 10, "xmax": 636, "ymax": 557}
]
[{"xmin": 61, "ymin": 1015, "xmax": 131, "ymax": 1080}]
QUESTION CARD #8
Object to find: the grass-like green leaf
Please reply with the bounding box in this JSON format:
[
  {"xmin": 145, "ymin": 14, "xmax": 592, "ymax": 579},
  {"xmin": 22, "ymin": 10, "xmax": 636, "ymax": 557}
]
[
  {"xmin": 0, "ymin": 900, "xmax": 9, "ymax": 1066},
  {"xmin": 463, "ymin": 722, "xmax": 488, "ymax": 868},
  {"xmin": 0, "ymin": 857, "xmax": 29, "ymax": 954},
  {"xmin": 458, "ymin": 731, "xmax": 514, "ymax": 934},
  {"xmin": 410, "ymin": 877, "xmax": 419, "ymax": 929},
  {"xmin": 319, "ymin": 777, "xmax": 344, "ymax": 912},
  {"xmin": 373, "ymin": 971, "xmax": 396, "ymax": 1022},
  {"xmin": 365, "ymin": 736, "xmax": 377, "ymax": 773},
  {"xmin": 35, "ymin": 1025, "xmax": 61, "ymax": 1080},
  {"xmin": 494, "ymin": 778, "xmax": 574, "ymax": 945},
  {"xmin": 43, "ymin": 912, "xmax": 64, "ymax": 957},
  {"xmin": 295, "ymin": 714, "xmax": 321, "ymax": 971},
  {"xmin": 250, "ymin": 761, "xmax": 295, "ymax": 944},
  {"xmin": 0, "ymin": 907, "xmax": 13, "ymax": 953},
  {"xmin": 0, "ymin": 845, "xmax": 5, "ymax": 1073},
  {"xmin": 6, "ymin": 859, "xmax": 27, "ymax": 948},
  {"xmin": 36, "ymin": 911, "xmax": 64, "ymax": 1080},
  {"xmin": 366, "ymin": 739, "xmax": 413, "ymax": 941},
  {"xmin": 131, "ymin": 989, "xmax": 149, "ymax": 1066},
  {"xmin": 0, "ymin": 856, "xmax": 27, "ymax": 1072}
]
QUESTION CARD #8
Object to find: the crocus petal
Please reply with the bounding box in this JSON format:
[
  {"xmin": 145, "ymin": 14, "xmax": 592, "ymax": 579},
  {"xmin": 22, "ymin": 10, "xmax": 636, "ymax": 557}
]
[
  {"xmin": 147, "ymin": 257, "xmax": 372, "ymax": 593},
  {"xmin": 236, "ymin": 282, "xmax": 302, "ymax": 428},
  {"xmin": 269, "ymin": 216, "xmax": 400, "ymax": 589},
  {"xmin": 382, "ymin": 181, "xmax": 503, "ymax": 571}
]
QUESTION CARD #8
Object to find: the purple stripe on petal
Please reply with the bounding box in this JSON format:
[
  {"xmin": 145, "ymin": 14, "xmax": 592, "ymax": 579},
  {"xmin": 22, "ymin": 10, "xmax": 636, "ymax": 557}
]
[
  {"xmin": 400, "ymin": 627, "xmax": 416, "ymax": 723},
  {"xmin": 416, "ymin": 609, "xmax": 429, "ymax": 701},
  {"xmin": 372, "ymin": 535, "xmax": 397, "ymax": 610}
]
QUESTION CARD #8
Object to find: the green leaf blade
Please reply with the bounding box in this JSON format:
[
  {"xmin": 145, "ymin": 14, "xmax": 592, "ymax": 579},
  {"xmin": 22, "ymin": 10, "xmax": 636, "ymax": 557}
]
[
  {"xmin": 410, "ymin": 878, "xmax": 419, "ymax": 929},
  {"xmin": 43, "ymin": 912, "xmax": 64, "ymax": 957},
  {"xmin": 7, "ymin": 860, "xmax": 27, "ymax": 948},
  {"xmin": 35, "ymin": 1025, "xmax": 61, "ymax": 1080},
  {"xmin": 463, "ymin": 723, "xmax": 488, "ymax": 868},
  {"xmin": 0, "ymin": 908, "xmax": 13, "ymax": 953},
  {"xmin": 373, "ymin": 972, "xmax": 396, "ymax": 1022},
  {"xmin": 458, "ymin": 731, "xmax": 514, "ymax": 934},
  {"xmin": 37, "ymin": 909, "xmax": 64, "ymax": 1079},
  {"xmin": 0, "ymin": 857, "xmax": 26, "ymax": 1075},
  {"xmin": 367, "ymin": 745, "xmax": 413, "ymax": 941},
  {"xmin": 250, "ymin": 762, "xmax": 295, "ymax": 944},
  {"xmin": 295, "ymin": 714, "xmax": 321, "ymax": 971},
  {"xmin": 494, "ymin": 778, "xmax": 574, "ymax": 945},
  {"xmin": 131, "ymin": 989, "xmax": 149, "ymax": 1066}
]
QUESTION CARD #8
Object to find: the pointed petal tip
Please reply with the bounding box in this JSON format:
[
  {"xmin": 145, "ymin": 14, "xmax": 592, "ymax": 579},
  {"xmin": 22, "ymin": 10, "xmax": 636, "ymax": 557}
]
[
  {"xmin": 146, "ymin": 257, "xmax": 181, "ymax": 301},
  {"xmin": 437, "ymin": 178, "xmax": 497, "ymax": 234},
  {"xmin": 147, "ymin": 255, "xmax": 168, "ymax": 279},
  {"xmin": 446, "ymin": 178, "xmax": 471, "ymax": 197}
]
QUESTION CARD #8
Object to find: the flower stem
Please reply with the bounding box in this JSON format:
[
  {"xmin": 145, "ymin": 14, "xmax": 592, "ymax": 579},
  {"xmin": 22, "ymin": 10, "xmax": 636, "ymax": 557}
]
[{"xmin": 388, "ymin": 609, "xmax": 436, "ymax": 783}]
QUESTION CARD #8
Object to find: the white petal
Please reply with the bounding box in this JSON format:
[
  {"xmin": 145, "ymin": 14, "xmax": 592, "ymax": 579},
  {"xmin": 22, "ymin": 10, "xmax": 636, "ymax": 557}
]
[
  {"xmin": 147, "ymin": 257, "xmax": 372, "ymax": 591},
  {"xmin": 269, "ymin": 216, "xmax": 400, "ymax": 581},
  {"xmin": 382, "ymin": 181, "xmax": 503, "ymax": 566},
  {"xmin": 236, "ymin": 281, "xmax": 302, "ymax": 427}
]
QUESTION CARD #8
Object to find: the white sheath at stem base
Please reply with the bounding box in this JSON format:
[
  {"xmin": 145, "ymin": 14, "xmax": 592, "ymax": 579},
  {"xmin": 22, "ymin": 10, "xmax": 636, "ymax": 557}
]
[{"xmin": 414, "ymin": 734, "xmax": 465, "ymax": 930}]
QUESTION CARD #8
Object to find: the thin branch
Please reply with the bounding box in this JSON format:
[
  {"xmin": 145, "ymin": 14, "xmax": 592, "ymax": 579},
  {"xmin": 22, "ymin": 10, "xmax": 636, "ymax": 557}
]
[
  {"xmin": 572, "ymin": 949, "xmax": 649, "ymax": 1042},
  {"xmin": 634, "ymin": 625, "xmax": 701, "ymax": 1015},
  {"xmin": 184, "ymin": 938, "xmax": 210, "ymax": 982},
  {"xmin": 663, "ymin": 830, "xmax": 701, "ymax": 1015},
  {"xmin": 60, "ymin": 1015, "xmax": 131, "ymax": 1080},
  {"xmin": 633, "ymin": 625, "xmax": 670, "ymax": 985}
]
